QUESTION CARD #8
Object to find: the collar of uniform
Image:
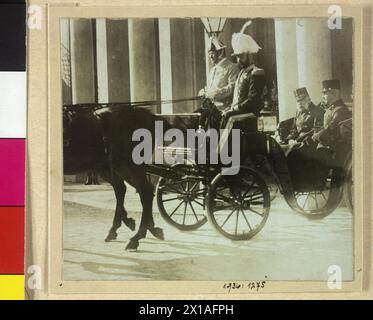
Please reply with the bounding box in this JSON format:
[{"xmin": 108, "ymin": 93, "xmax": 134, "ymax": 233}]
[
  {"xmin": 329, "ymin": 99, "xmax": 345, "ymax": 109},
  {"xmin": 305, "ymin": 102, "xmax": 315, "ymax": 113},
  {"xmin": 244, "ymin": 63, "xmax": 255, "ymax": 72}
]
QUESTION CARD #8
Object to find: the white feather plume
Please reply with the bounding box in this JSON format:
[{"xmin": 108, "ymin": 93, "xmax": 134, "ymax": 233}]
[{"xmin": 239, "ymin": 20, "xmax": 252, "ymax": 33}]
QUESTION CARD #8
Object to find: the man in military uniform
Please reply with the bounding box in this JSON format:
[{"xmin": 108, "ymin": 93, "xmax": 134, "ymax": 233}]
[
  {"xmin": 199, "ymin": 36, "xmax": 239, "ymax": 110},
  {"xmin": 220, "ymin": 21, "xmax": 266, "ymax": 128},
  {"xmin": 286, "ymin": 87, "xmax": 324, "ymax": 143},
  {"xmin": 312, "ymin": 79, "xmax": 351, "ymax": 151},
  {"xmin": 288, "ymin": 80, "xmax": 351, "ymax": 190}
]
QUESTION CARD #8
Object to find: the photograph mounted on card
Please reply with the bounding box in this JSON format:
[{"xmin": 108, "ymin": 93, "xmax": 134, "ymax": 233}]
[{"xmin": 47, "ymin": 4, "xmax": 364, "ymax": 295}]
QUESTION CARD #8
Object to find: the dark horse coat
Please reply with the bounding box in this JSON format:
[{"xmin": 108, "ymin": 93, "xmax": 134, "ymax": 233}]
[{"xmin": 63, "ymin": 104, "xmax": 170, "ymax": 251}]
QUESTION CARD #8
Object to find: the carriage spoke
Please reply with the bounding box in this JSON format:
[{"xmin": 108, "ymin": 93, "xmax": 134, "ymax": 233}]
[
  {"xmin": 314, "ymin": 191, "xmax": 319, "ymax": 209},
  {"xmin": 302, "ymin": 193, "xmax": 310, "ymax": 209},
  {"xmin": 190, "ymin": 181, "xmax": 199, "ymax": 192},
  {"xmin": 191, "ymin": 198, "xmax": 204, "ymax": 207},
  {"xmin": 163, "ymin": 185, "xmax": 184, "ymax": 195},
  {"xmin": 188, "ymin": 200, "xmax": 201, "ymax": 223},
  {"xmin": 240, "ymin": 208, "xmax": 252, "ymax": 231},
  {"xmin": 235, "ymin": 210, "xmax": 239, "ymax": 235},
  {"xmin": 182, "ymin": 201, "xmax": 187, "ymax": 225},
  {"xmin": 245, "ymin": 194, "xmax": 264, "ymax": 202},
  {"xmin": 220, "ymin": 208, "xmax": 236, "ymax": 228},
  {"xmin": 247, "ymin": 207, "xmax": 264, "ymax": 217},
  {"xmin": 216, "ymin": 193, "xmax": 234, "ymax": 203},
  {"xmin": 169, "ymin": 199, "xmax": 185, "ymax": 218},
  {"xmin": 162, "ymin": 196, "xmax": 182, "ymax": 202},
  {"xmin": 320, "ymin": 191, "xmax": 327, "ymax": 202}
]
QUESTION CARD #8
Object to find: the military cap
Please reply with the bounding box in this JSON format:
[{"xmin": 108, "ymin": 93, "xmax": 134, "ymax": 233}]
[
  {"xmin": 322, "ymin": 79, "xmax": 341, "ymax": 92},
  {"xmin": 294, "ymin": 87, "xmax": 309, "ymax": 101},
  {"xmin": 207, "ymin": 36, "xmax": 226, "ymax": 52}
]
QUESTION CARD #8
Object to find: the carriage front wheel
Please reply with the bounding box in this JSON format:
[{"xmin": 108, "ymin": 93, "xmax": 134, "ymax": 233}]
[
  {"xmin": 157, "ymin": 176, "xmax": 208, "ymax": 231},
  {"xmin": 207, "ymin": 166, "xmax": 271, "ymax": 241}
]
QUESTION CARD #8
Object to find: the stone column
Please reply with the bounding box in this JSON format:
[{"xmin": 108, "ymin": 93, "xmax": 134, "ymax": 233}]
[
  {"xmin": 69, "ymin": 19, "xmax": 95, "ymax": 104},
  {"xmin": 106, "ymin": 19, "xmax": 131, "ymax": 103},
  {"xmin": 95, "ymin": 19, "xmax": 109, "ymax": 103},
  {"xmin": 170, "ymin": 19, "xmax": 205, "ymax": 113},
  {"xmin": 296, "ymin": 18, "xmax": 332, "ymax": 104},
  {"xmin": 158, "ymin": 18, "xmax": 173, "ymax": 114},
  {"xmin": 128, "ymin": 19, "xmax": 160, "ymax": 112},
  {"xmin": 274, "ymin": 19, "xmax": 299, "ymax": 121}
]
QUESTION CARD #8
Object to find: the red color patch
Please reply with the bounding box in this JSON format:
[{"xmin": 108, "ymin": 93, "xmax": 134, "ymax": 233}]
[
  {"xmin": 0, "ymin": 207, "xmax": 24, "ymax": 274},
  {"xmin": 0, "ymin": 139, "xmax": 26, "ymax": 206}
]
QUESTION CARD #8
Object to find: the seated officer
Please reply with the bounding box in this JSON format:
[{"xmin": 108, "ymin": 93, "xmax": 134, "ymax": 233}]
[
  {"xmin": 220, "ymin": 20, "xmax": 266, "ymax": 129},
  {"xmin": 287, "ymin": 80, "xmax": 350, "ymax": 189},
  {"xmin": 312, "ymin": 80, "xmax": 351, "ymax": 151},
  {"xmin": 199, "ymin": 36, "xmax": 239, "ymax": 110},
  {"xmin": 286, "ymin": 87, "xmax": 324, "ymax": 143}
]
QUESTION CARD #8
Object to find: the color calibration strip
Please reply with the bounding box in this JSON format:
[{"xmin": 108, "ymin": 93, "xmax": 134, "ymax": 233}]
[{"xmin": 0, "ymin": 2, "xmax": 26, "ymax": 300}]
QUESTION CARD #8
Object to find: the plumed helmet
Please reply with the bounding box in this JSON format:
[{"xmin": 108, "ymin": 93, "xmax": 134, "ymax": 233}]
[
  {"xmin": 207, "ymin": 35, "xmax": 226, "ymax": 52},
  {"xmin": 231, "ymin": 20, "xmax": 262, "ymax": 55}
]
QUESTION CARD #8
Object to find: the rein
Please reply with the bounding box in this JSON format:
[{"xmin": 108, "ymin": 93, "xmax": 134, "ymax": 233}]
[{"xmin": 63, "ymin": 96, "xmax": 204, "ymax": 112}]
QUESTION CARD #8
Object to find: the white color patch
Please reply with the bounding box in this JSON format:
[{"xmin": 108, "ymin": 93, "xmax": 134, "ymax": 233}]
[{"xmin": 0, "ymin": 72, "xmax": 27, "ymax": 138}]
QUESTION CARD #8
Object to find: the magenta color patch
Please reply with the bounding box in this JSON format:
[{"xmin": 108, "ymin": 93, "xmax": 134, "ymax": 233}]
[{"xmin": 0, "ymin": 139, "xmax": 25, "ymax": 206}]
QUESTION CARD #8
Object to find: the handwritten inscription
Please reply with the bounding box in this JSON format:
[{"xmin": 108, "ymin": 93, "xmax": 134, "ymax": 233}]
[{"xmin": 223, "ymin": 280, "xmax": 267, "ymax": 293}]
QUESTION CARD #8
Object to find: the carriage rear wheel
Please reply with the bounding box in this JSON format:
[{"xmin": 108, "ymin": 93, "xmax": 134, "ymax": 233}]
[
  {"xmin": 156, "ymin": 176, "xmax": 208, "ymax": 231},
  {"xmin": 286, "ymin": 168, "xmax": 344, "ymax": 219},
  {"xmin": 207, "ymin": 166, "xmax": 270, "ymax": 241}
]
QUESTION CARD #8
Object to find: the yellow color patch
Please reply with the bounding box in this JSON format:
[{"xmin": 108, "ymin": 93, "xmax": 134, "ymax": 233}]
[{"xmin": 0, "ymin": 275, "xmax": 24, "ymax": 300}]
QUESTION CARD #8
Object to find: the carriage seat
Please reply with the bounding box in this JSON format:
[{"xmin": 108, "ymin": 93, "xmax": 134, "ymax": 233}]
[{"xmin": 219, "ymin": 113, "xmax": 257, "ymax": 153}]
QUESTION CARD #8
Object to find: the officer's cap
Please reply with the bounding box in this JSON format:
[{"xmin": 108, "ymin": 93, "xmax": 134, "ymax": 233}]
[
  {"xmin": 294, "ymin": 87, "xmax": 309, "ymax": 101},
  {"xmin": 322, "ymin": 79, "xmax": 341, "ymax": 92}
]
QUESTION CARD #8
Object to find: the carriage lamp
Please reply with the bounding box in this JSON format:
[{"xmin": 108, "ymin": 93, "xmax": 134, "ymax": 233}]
[{"xmin": 200, "ymin": 17, "xmax": 227, "ymax": 36}]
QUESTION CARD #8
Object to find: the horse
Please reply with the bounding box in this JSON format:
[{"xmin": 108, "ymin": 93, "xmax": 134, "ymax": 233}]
[{"xmin": 63, "ymin": 103, "xmax": 169, "ymax": 251}]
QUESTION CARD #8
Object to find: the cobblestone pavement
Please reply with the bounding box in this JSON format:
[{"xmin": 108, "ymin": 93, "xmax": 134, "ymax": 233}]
[{"xmin": 63, "ymin": 182, "xmax": 353, "ymax": 281}]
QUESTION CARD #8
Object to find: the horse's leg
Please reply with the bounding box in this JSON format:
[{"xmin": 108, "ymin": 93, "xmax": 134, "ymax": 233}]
[
  {"xmin": 99, "ymin": 170, "xmax": 136, "ymax": 242},
  {"xmin": 112, "ymin": 165, "xmax": 164, "ymax": 251}
]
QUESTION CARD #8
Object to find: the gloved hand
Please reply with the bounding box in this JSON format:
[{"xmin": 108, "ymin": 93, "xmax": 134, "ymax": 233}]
[
  {"xmin": 198, "ymin": 88, "xmax": 206, "ymax": 96},
  {"xmin": 205, "ymin": 89, "xmax": 218, "ymax": 99}
]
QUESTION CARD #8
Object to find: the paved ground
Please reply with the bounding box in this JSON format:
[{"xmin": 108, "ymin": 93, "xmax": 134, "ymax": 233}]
[{"xmin": 63, "ymin": 182, "xmax": 353, "ymax": 281}]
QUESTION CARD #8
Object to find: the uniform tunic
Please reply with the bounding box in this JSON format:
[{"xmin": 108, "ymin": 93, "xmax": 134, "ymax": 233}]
[
  {"xmin": 204, "ymin": 58, "xmax": 239, "ymax": 109},
  {"xmin": 312, "ymin": 99, "xmax": 351, "ymax": 148},
  {"xmin": 286, "ymin": 102, "xmax": 325, "ymax": 142},
  {"xmin": 220, "ymin": 64, "xmax": 266, "ymax": 128},
  {"xmin": 230, "ymin": 64, "xmax": 266, "ymax": 116}
]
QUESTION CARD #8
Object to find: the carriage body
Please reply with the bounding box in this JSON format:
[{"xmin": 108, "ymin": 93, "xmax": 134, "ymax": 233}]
[{"xmin": 155, "ymin": 101, "xmax": 353, "ymax": 239}]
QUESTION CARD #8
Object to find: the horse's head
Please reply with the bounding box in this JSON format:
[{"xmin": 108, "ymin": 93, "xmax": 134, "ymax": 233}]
[{"xmin": 62, "ymin": 106, "xmax": 106, "ymax": 174}]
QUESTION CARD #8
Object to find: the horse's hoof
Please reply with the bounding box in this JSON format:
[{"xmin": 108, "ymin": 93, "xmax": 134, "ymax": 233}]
[
  {"xmin": 125, "ymin": 239, "xmax": 139, "ymax": 251},
  {"xmin": 124, "ymin": 218, "xmax": 136, "ymax": 231},
  {"xmin": 149, "ymin": 227, "xmax": 164, "ymax": 241},
  {"xmin": 105, "ymin": 232, "xmax": 117, "ymax": 242}
]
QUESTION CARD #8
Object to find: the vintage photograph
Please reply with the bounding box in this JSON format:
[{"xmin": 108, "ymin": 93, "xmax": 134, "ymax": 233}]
[{"xmin": 60, "ymin": 16, "xmax": 354, "ymax": 283}]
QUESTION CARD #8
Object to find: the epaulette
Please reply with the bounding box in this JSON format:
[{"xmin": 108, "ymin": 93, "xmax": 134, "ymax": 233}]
[{"xmin": 252, "ymin": 67, "xmax": 265, "ymax": 76}]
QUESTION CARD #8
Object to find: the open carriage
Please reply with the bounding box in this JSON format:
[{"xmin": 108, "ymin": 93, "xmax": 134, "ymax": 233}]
[
  {"xmin": 63, "ymin": 98, "xmax": 353, "ymax": 245},
  {"xmin": 153, "ymin": 99, "xmax": 353, "ymax": 241}
]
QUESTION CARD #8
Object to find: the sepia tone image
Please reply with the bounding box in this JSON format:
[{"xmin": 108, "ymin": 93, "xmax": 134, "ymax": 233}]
[{"xmin": 60, "ymin": 16, "xmax": 354, "ymax": 283}]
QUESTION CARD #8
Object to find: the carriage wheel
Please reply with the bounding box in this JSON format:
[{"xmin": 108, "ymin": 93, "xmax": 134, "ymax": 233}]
[
  {"xmin": 343, "ymin": 153, "xmax": 353, "ymax": 214},
  {"xmin": 156, "ymin": 176, "xmax": 208, "ymax": 231},
  {"xmin": 286, "ymin": 169, "xmax": 344, "ymax": 219},
  {"xmin": 207, "ymin": 166, "xmax": 270, "ymax": 241}
]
